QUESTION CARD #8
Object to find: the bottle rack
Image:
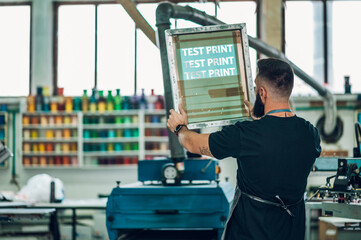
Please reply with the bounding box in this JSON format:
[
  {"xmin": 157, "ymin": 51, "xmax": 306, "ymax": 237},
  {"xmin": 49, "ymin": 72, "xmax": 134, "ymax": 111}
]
[
  {"xmin": 0, "ymin": 112, "xmax": 8, "ymax": 168},
  {"xmin": 143, "ymin": 110, "xmax": 169, "ymax": 160},
  {"xmin": 21, "ymin": 112, "xmax": 81, "ymax": 168},
  {"xmin": 20, "ymin": 110, "xmax": 169, "ymax": 168}
]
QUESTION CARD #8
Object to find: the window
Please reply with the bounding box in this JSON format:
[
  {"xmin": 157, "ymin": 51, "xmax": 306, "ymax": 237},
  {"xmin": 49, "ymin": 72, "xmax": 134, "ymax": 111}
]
[
  {"xmin": 285, "ymin": 1, "xmax": 324, "ymax": 96},
  {"xmin": 57, "ymin": 5, "xmax": 95, "ymax": 96},
  {"xmin": 97, "ymin": 4, "xmax": 135, "ymax": 95},
  {"xmin": 57, "ymin": 4, "xmax": 135, "ymax": 96},
  {"xmin": 329, "ymin": 1, "xmax": 361, "ymax": 93},
  {"xmin": 285, "ymin": 0, "xmax": 361, "ymax": 95},
  {"xmin": 0, "ymin": 5, "xmax": 31, "ymax": 96},
  {"xmin": 135, "ymin": 3, "xmax": 163, "ymax": 96}
]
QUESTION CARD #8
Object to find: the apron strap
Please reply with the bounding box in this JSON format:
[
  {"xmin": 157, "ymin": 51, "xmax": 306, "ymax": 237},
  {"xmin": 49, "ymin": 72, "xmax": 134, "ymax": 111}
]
[{"xmin": 242, "ymin": 192, "xmax": 303, "ymax": 217}]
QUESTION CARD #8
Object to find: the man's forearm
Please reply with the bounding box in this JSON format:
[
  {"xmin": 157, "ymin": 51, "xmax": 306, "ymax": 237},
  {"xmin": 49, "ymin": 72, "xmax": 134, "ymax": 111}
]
[
  {"xmin": 176, "ymin": 127, "xmax": 213, "ymax": 157},
  {"xmin": 177, "ymin": 126, "xmax": 196, "ymax": 152}
]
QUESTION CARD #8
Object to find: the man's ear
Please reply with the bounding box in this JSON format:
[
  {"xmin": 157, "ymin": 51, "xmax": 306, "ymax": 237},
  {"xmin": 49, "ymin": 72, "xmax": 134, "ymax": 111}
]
[
  {"xmin": 259, "ymin": 87, "xmax": 265, "ymax": 97},
  {"xmin": 260, "ymin": 87, "xmax": 267, "ymax": 102}
]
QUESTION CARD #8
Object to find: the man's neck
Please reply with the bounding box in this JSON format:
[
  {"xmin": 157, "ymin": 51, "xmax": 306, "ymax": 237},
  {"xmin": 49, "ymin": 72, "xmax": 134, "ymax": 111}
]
[{"xmin": 264, "ymin": 101, "xmax": 291, "ymax": 115}]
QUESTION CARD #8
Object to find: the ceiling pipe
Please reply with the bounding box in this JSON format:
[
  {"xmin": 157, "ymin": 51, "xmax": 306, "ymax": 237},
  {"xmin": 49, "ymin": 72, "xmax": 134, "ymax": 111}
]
[{"xmin": 156, "ymin": 2, "xmax": 338, "ymax": 159}]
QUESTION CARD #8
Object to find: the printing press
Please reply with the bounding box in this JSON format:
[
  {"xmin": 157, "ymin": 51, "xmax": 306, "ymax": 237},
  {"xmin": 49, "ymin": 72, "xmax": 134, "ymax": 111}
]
[
  {"xmin": 313, "ymin": 123, "xmax": 361, "ymax": 220},
  {"xmin": 106, "ymin": 158, "xmax": 234, "ymax": 240}
]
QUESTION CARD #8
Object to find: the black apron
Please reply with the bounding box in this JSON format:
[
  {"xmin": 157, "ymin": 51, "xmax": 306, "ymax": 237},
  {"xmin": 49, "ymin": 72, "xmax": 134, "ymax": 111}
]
[{"xmin": 221, "ymin": 186, "xmax": 303, "ymax": 240}]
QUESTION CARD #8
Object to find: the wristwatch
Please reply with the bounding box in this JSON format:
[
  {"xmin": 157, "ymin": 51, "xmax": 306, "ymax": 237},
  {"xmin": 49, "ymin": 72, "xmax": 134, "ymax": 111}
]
[{"xmin": 174, "ymin": 125, "xmax": 186, "ymax": 136}]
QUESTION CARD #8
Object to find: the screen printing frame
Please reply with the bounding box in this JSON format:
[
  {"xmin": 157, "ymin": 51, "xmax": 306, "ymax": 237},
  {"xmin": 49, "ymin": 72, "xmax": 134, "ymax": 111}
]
[{"xmin": 165, "ymin": 23, "xmax": 255, "ymax": 129}]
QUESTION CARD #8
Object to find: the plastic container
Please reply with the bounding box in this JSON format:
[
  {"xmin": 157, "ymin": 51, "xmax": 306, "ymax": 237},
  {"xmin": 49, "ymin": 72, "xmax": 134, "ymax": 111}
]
[
  {"xmin": 35, "ymin": 87, "xmax": 44, "ymax": 112},
  {"xmin": 107, "ymin": 90, "xmax": 114, "ymax": 111},
  {"xmin": 98, "ymin": 90, "xmax": 106, "ymax": 113},
  {"xmin": 65, "ymin": 97, "xmax": 73, "ymax": 113},
  {"xmin": 147, "ymin": 89, "xmax": 157, "ymax": 110},
  {"xmin": 57, "ymin": 88, "xmax": 65, "ymax": 111},
  {"xmin": 89, "ymin": 89, "xmax": 97, "ymax": 112},
  {"xmin": 27, "ymin": 95, "xmax": 36, "ymax": 112},
  {"xmin": 114, "ymin": 89, "xmax": 122, "ymax": 111},
  {"xmin": 82, "ymin": 90, "xmax": 89, "ymax": 112}
]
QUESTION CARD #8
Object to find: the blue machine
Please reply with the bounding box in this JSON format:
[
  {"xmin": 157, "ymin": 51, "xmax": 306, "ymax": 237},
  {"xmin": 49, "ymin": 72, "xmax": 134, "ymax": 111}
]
[
  {"xmin": 106, "ymin": 159, "xmax": 234, "ymax": 240},
  {"xmin": 138, "ymin": 158, "xmax": 218, "ymax": 183}
]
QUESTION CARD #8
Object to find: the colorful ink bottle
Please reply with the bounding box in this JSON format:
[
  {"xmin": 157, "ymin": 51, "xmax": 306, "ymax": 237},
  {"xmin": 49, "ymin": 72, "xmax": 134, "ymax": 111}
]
[{"xmin": 106, "ymin": 90, "xmax": 114, "ymax": 112}]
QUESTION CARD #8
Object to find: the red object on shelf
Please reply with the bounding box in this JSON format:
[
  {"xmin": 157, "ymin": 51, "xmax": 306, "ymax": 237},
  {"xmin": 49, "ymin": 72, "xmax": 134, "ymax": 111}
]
[
  {"xmin": 131, "ymin": 157, "xmax": 138, "ymax": 164},
  {"xmin": 123, "ymin": 157, "xmax": 130, "ymax": 165},
  {"xmin": 63, "ymin": 156, "xmax": 69, "ymax": 165},
  {"xmin": 48, "ymin": 157, "xmax": 54, "ymax": 165},
  {"xmin": 55, "ymin": 156, "xmax": 62, "ymax": 165}
]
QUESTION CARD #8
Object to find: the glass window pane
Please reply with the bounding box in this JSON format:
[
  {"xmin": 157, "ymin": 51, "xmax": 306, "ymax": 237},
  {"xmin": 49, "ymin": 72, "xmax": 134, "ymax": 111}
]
[
  {"xmin": 136, "ymin": 30, "xmax": 163, "ymax": 96},
  {"xmin": 330, "ymin": 1, "xmax": 361, "ymax": 93},
  {"xmin": 97, "ymin": 4, "xmax": 135, "ymax": 96},
  {"xmin": 285, "ymin": 1, "xmax": 324, "ymax": 96},
  {"xmin": 137, "ymin": 4, "xmax": 163, "ymax": 95},
  {"xmin": 58, "ymin": 5, "xmax": 95, "ymax": 96},
  {"xmin": 0, "ymin": 6, "xmax": 30, "ymax": 96}
]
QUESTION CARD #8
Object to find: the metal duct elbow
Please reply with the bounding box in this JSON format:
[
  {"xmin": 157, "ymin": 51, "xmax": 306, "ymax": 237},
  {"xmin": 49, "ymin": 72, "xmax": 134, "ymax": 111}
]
[
  {"xmin": 156, "ymin": 2, "xmax": 223, "ymax": 27},
  {"xmin": 156, "ymin": 2, "xmax": 174, "ymax": 26}
]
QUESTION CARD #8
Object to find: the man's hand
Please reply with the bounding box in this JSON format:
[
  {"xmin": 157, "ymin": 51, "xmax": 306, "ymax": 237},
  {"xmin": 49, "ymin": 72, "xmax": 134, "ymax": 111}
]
[
  {"xmin": 244, "ymin": 100, "xmax": 260, "ymax": 120},
  {"xmin": 166, "ymin": 104, "xmax": 213, "ymax": 157},
  {"xmin": 167, "ymin": 104, "xmax": 188, "ymax": 134}
]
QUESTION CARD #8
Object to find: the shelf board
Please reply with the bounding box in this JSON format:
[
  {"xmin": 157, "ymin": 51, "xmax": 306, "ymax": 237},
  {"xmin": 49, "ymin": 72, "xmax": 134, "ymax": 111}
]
[
  {"xmin": 144, "ymin": 123, "xmax": 166, "ymax": 128},
  {"xmin": 83, "ymin": 151, "xmax": 139, "ymax": 157},
  {"xmin": 81, "ymin": 164, "xmax": 138, "ymax": 170},
  {"xmin": 83, "ymin": 137, "xmax": 138, "ymax": 143},
  {"xmin": 22, "ymin": 125, "xmax": 78, "ymax": 129},
  {"xmin": 22, "ymin": 138, "xmax": 78, "ymax": 143},
  {"xmin": 23, "ymin": 165, "xmax": 80, "ymax": 169},
  {"xmin": 23, "ymin": 165, "xmax": 138, "ymax": 170},
  {"xmin": 144, "ymin": 136, "xmax": 169, "ymax": 142},
  {"xmin": 22, "ymin": 152, "xmax": 78, "ymax": 157},
  {"xmin": 83, "ymin": 110, "xmax": 139, "ymax": 116},
  {"xmin": 144, "ymin": 150, "xmax": 169, "ymax": 156},
  {"xmin": 23, "ymin": 112, "xmax": 79, "ymax": 116},
  {"xmin": 83, "ymin": 124, "xmax": 138, "ymax": 129},
  {"xmin": 144, "ymin": 110, "xmax": 165, "ymax": 115}
]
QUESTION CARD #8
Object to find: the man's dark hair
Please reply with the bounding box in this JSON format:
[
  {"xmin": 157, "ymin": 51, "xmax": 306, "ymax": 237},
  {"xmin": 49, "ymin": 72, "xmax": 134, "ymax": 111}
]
[{"xmin": 257, "ymin": 58, "xmax": 294, "ymax": 98}]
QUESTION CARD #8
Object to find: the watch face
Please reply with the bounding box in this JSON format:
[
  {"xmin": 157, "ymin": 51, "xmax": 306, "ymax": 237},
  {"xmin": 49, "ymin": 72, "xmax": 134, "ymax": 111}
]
[{"xmin": 164, "ymin": 166, "xmax": 178, "ymax": 179}]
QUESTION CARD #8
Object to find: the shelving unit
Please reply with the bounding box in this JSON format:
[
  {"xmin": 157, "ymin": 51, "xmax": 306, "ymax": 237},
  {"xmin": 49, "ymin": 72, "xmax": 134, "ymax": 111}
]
[
  {"xmin": 143, "ymin": 110, "xmax": 169, "ymax": 160},
  {"xmin": 0, "ymin": 112, "xmax": 8, "ymax": 168},
  {"xmin": 20, "ymin": 110, "xmax": 169, "ymax": 168},
  {"xmin": 21, "ymin": 112, "xmax": 81, "ymax": 168}
]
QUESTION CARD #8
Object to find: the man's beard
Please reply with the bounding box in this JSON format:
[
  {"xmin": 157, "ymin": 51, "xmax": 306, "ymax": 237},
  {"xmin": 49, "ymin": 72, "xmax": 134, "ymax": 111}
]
[{"xmin": 253, "ymin": 92, "xmax": 265, "ymax": 118}]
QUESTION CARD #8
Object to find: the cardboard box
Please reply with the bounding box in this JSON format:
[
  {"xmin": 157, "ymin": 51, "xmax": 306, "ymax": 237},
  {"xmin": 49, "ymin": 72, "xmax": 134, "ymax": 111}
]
[{"xmin": 319, "ymin": 217, "xmax": 361, "ymax": 240}]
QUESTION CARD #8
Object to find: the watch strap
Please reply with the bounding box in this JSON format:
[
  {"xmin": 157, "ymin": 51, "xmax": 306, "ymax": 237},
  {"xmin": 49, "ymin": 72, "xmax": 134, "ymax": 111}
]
[{"xmin": 174, "ymin": 125, "xmax": 186, "ymax": 136}]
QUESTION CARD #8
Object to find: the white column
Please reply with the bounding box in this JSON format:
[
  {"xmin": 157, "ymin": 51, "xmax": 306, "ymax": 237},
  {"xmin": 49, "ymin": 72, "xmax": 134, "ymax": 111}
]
[
  {"xmin": 31, "ymin": 0, "xmax": 53, "ymax": 94},
  {"xmin": 259, "ymin": 0, "xmax": 283, "ymax": 51}
]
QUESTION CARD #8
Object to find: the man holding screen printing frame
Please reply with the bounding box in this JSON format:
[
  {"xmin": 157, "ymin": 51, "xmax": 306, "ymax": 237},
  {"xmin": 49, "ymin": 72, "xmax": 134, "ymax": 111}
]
[{"xmin": 167, "ymin": 58, "xmax": 321, "ymax": 240}]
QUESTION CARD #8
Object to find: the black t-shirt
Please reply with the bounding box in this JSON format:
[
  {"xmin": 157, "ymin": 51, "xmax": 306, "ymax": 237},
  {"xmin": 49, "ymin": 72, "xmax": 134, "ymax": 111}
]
[{"xmin": 209, "ymin": 115, "xmax": 321, "ymax": 240}]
